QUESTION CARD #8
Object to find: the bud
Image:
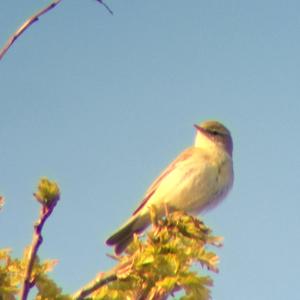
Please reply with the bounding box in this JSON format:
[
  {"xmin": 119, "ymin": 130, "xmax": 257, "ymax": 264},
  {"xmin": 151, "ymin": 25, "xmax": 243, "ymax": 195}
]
[{"xmin": 34, "ymin": 177, "xmax": 60, "ymax": 207}]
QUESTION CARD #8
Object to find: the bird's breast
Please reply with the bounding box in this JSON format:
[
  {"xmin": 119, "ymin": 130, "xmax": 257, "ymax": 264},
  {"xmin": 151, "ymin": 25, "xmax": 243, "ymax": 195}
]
[{"xmin": 166, "ymin": 149, "xmax": 233, "ymax": 214}]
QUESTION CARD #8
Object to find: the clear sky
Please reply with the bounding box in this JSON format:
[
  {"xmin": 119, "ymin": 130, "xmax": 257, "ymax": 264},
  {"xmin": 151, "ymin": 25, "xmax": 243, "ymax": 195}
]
[{"xmin": 1, "ymin": 0, "xmax": 300, "ymax": 299}]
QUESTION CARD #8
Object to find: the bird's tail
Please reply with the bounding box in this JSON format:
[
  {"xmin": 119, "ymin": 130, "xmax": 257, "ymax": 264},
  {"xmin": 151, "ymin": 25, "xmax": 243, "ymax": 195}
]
[{"xmin": 106, "ymin": 215, "xmax": 147, "ymax": 255}]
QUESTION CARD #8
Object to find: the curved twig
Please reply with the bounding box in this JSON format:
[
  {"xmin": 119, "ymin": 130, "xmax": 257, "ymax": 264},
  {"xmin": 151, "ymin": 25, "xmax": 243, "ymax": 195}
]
[
  {"xmin": 0, "ymin": 0, "xmax": 62, "ymax": 61},
  {"xmin": 96, "ymin": 0, "xmax": 114, "ymax": 15},
  {"xmin": 0, "ymin": 0, "xmax": 113, "ymax": 61}
]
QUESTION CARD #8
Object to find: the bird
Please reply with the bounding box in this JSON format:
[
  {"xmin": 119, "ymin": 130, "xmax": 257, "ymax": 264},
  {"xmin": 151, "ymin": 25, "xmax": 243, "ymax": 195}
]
[{"xmin": 106, "ymin": 120, "xmax": 234, "ymax": 254}]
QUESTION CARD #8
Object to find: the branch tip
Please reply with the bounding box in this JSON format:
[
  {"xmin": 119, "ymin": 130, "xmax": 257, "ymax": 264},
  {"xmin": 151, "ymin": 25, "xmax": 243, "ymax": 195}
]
[{"xmin": 96, "ymin": 0, "xmax": 114, "ymax": 15}]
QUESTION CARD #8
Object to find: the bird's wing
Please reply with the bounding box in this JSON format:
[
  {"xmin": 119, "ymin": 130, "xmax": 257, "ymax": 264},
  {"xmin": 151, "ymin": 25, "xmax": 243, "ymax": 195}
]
[{"xmin": 132, "ymin": 148, "xmax": 194, "ymax": 216}]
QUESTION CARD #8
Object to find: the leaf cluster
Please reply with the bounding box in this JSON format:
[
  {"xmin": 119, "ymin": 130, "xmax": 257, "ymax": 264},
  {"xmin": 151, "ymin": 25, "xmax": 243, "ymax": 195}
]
[
  {"xmin": 91, "ymin": 211, "xmax": 222, "ymax": 300},
  {"xmin": 34, "ymin": 177, "xmax": 60, "ymax": 207},
  {"xmin": 0, "ymin": 248, "xmax": 69, "ymax": 300}
]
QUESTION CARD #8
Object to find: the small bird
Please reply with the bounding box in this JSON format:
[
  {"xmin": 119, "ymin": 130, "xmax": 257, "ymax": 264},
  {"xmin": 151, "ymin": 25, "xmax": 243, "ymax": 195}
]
[{"xmin": 106, "ymin": 120, "xmax": 234, "ymax": 254}]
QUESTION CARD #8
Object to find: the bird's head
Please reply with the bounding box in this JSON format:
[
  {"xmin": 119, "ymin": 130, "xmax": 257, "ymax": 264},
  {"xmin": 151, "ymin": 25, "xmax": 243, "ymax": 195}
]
[{"xmin": 194, "ymin": 120, "xmax": 233, "ymax": 156}]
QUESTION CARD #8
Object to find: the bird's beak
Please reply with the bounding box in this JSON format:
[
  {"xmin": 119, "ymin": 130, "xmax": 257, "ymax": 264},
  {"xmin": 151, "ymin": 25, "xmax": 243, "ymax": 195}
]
[{"xmin": 194, "ymin": 124, "xmax": 204, "ymax": 133}]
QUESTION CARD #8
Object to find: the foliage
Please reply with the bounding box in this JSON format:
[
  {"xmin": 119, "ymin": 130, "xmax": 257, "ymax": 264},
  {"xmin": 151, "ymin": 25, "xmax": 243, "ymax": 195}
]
[
  {"xmin": 0, "ymin": 248, "xmax": 69, "ymax": 300},
  {"xmin": 90, "ymin": 211, "xmax": 222, "ymax": 300},
  {"xmin": 1, "ymin": 178, "xmax": 222, "ymax": 300}
]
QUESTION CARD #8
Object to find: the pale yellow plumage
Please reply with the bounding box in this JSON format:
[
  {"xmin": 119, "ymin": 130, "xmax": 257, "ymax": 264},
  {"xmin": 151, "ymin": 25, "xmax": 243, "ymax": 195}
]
[{"xmin": 106, "ymin": 120, "xmax": 234, "ymax": 254}]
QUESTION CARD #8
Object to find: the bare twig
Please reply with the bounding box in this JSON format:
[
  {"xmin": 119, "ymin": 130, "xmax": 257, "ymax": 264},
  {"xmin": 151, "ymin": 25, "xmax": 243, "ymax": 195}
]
[
  {"xmin": 96, "ymin": 0, "xmax": 114, "ymax": 15},
  {"xmin": 73, "ymin": 259, "xmax": 133, "ymax": 299},
  {"xmin": 73, "ymin": 271, "xmax": 117, "ymax": 299},
  {"xmin": 20, "ymin": 201, "xmax": 58, "ymax": 300},
  {"xmin": 0, "ymin": 0, "xmax": 62, "ymax": 61},
  {"xmin": 0, "ymin": 0, "xmax": 114, "ymax": 61}
]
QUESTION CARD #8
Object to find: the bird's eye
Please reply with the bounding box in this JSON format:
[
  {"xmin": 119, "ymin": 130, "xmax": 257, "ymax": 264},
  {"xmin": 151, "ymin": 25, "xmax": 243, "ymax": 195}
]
[{"xmin": 211, "ymin": 130, "xmax": 219, "ymax": 135}]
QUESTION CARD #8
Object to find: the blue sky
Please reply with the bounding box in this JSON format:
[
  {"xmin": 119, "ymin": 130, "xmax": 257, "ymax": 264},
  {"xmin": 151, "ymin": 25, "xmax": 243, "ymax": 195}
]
[{"xmin": 1, "ymin": 0, "xmax": 300, "ymax": 299}]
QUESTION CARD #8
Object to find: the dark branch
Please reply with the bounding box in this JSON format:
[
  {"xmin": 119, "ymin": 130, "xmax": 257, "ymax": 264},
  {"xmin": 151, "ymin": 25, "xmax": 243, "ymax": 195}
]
[
  {"xmin": 96, "ymin": 0, "xmax": 114, "ymax": 15},
  {"xmin": 20, "ymin": 201, "xmax": 58, "ymax": 299}
]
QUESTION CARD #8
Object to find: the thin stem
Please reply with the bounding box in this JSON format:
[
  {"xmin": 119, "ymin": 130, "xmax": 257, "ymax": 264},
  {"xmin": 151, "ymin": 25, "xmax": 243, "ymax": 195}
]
[
  {"xmin": 20, "ymin": 203, "xmax": 57, "ymax": 300},
  {"xmin": 0, "ymin": 0, "xmax": 62, "ymax": 61},
  {"xmin": 95, "ymin": 0, "xmax": 114, "ymax": 15},
  {"xmin": 73, "ymin": 272, "xmax": 117, "ymax": 299},
  {"xmin": 0, "ymin": 0, "xmax": 113, "ymax": 61},
  {"xmin": 72, "ymin": 258, "xmax": 133, "ymax": 299}
]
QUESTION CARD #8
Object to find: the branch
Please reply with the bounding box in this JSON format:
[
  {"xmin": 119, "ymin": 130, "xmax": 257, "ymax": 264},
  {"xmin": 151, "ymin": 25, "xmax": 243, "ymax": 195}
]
[
  {"xmin": 73, "ymin": 271, "xmax": 117, "ymax": 299},
  {"xmin": 20, "ymin": 205, "xmax": 57, "ymax": 299},
  {"xmin": 72, "ymin": 258, "xmax": 133, "ymax": 299},
  {"xmin": 96, "ymin": 0, "xmax": 114, "ymax": 15},
  {"xmin": 0, "ymin": 0, "xmax": 114, "ymax": 61},
  {"xmin": 0, "ymin": 0, "xmax": 62, "ymax": 61},
  {"xmin": 20, "ymin": 178, "xmax": 60, "ymax": 300}
]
